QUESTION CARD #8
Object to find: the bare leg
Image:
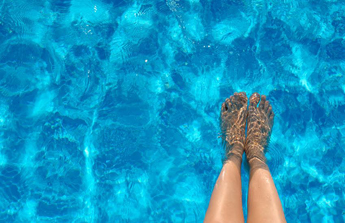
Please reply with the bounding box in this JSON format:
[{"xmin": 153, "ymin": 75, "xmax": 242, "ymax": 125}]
[
  {"xmin": 205, "ymin": 92, "xmax": 247, "ymax": 223},
  {"xmin": 245, "ymin": 93, "xmax": 286, "ymax": 223}
]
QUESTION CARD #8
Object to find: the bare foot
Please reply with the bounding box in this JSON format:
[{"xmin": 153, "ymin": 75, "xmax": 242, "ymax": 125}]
[
  {"xmin": 245, "ymin": 93, "xmax": 274, "ymax": 168},
  {"xmin": 220, "ymin": 92, "xmax": 248, "ymax": 162}
]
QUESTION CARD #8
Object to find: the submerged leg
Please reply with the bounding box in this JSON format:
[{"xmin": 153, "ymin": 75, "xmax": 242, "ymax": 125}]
[
  {"xmin": 204, "ymin": 92, "xmax": 247, "ymax": 223},
  {"xmin": 245, "ymin": 93, "xmax": 286, "ymax": 223}
]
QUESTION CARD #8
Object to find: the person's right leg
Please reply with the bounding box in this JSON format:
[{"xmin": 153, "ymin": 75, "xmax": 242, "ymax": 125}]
[
  {"xmin": 245, "ymin": 93, "xmax": 286, "ymax": 223},
  {"xmin": 205, "ymin": 92, "xmax": 248, "ymax": 223}
]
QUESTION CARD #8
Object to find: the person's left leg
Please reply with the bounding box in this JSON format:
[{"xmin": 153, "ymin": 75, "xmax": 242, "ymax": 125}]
[
  {"xmin": 204, "ymin": 92, "xmax": 247, "ymax": 223},
  {"xmin": 204, "ymin": 158, "xmax": 244, "ymax": 223}
]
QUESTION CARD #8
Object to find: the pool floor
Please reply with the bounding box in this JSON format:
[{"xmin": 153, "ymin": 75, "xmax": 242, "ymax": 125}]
[{"xmin": 0, "ymin": 0, "xmax": 344, "ymax": 222}]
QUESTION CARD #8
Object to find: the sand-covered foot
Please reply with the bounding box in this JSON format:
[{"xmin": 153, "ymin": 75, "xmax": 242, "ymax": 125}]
[
  {"xmin": 245, "ymin": 93, "xmax": 274, "ymax": 168},
  {"xmin": 220, "ymin": 92, "xmax": 248, "ymax": 162}
]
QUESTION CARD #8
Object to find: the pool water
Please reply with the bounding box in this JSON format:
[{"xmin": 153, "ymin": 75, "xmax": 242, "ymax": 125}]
[{"xmin": 0, "ymin": 0, "xmax": 345, "ymax": 222}]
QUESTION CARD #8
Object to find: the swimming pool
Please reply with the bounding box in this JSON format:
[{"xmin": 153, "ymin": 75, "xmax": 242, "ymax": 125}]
[{"xmin": 0, "ymin": 0, "xmax": 344, "ymax": 222}]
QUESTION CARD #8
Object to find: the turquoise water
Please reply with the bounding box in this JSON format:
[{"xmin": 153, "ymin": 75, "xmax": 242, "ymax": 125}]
[{"xmin": 0, "ymin": 0, "xmax": 345, "ymax": 222}]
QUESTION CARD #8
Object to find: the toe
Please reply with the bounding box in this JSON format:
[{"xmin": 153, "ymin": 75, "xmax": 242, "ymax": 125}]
[
  {"xmin": 270, "ymin": 109, "xmax": 275, "ymax": 118},
  {"xmin": 232, "ymin": 94, "xmax": 241, "ymax": 108},
  {"xmin": 239, "ymin": 92, "xmax": 247, "ymax": 97},
  {"xmin": 231, "ymin": 92, "xmax": 248, "ymax": 110},
  {"xmin": 239, "ymin": 92, "xmax": 248, "ymax": 105},
  {"xmin": 269, "ymin": 112, "xmax": 275, "ymax": 126},
  {"xmin": 221, "ymin": 102, "xmax": 227, "ymax": 112},
  {"xmin": 230, "ymin": 95, "xmax": 235, "ymax": 108},
  {"xmin": 259, "ymin": 95, "xmax": 266, "ymax": 110},
  {"xmin": 225, "ymin": 98, "xmax": 231, "ymax": 110},
  {"xmin": 249, "ymin": 92, "xmax": 260, "ymax": 107},
  {"xmin": 264, "ymin": 100, "xmax": 270, "ymax": 113},
  {"xmin": 267, "ymin": 106, "xmax": 272, "ymax": 116}
]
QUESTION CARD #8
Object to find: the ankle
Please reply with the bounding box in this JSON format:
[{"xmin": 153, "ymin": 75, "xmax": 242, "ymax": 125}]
[
  {"xmin": 245, "ymin": 143, "xmax": 266, "ymax": 160},
  {"xmin": 248, "ymin": 157, "xmax": 269, "ymax": 171},
  {"xmin": 224, "ymin": 154, "xmax": 242, "ymax": 168}
]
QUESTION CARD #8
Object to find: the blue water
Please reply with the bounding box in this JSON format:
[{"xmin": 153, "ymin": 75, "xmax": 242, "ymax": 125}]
[{"xmin": 0, "ymin": 0, "xmax": 344, "ymax": 222}]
